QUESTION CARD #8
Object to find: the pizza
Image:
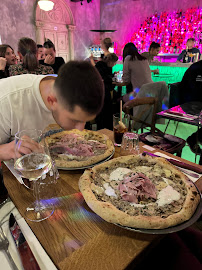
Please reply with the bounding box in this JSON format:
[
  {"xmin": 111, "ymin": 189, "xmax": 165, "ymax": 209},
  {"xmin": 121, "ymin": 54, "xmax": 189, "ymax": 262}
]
[
  {"xmin": 45, "ymin": 129, "xmax": 114, "ymax": 168},
  {"xmin": 79, "ymin": 155, "xmax": 200, "ymax": 229}
]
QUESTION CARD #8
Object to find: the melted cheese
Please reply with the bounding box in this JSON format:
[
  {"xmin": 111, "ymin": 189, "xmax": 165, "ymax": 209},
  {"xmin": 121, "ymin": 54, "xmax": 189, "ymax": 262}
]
[
  {"xmin": 157, "ymin": 185, "xmax": 180, "ymax": 207},
  {"xmin": 59, "ymin": 154, "xmax": 83, "ymax": 160},
  {"xmin": 103, "ymin": 183, "xmax": 117, "ymax": 197},
  {"xmin": 130, "ymin": 203, "xmax": 153, "ymax": 208},
  {"xmin": 109, "ymin": 168, "xmax": 132, "ymax": 181},
  {"xmin": 162, "ymin": 177, "xmax": 169, "ymax": 185}
]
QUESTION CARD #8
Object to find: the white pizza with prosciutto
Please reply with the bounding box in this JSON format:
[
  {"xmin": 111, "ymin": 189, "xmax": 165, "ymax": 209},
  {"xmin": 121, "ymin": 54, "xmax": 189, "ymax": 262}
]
[
  {"xmin": 45, "ymin": 129, "xmax": 114, "ymax": 168},
  {"xmin": 79, "ymin": 155, "xmax": 200, "ymax": 229}
]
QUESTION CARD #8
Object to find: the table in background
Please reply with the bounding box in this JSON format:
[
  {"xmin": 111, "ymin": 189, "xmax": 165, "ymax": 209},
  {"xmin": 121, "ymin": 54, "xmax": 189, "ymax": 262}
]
[
  {"xmin": 157, "ymin": 103, "xmax": 202, "ymax": 164},
  {"xmin": 2, "ymin": 129, "xmax": 202, "ymax": 270}
]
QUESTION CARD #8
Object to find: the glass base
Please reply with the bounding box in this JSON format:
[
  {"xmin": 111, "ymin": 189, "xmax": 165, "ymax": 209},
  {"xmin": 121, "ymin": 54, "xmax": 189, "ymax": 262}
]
[
  {"xmin": 25, "ymin": 202, "xmax": 54, "ymax": 222},
  {"xmin": 114, "ymin": 143, "xmax": 121, "ymax": 147}
]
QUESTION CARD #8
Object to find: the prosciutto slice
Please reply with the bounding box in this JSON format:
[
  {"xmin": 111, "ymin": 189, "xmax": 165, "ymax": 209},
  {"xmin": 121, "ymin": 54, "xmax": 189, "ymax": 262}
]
[
  {"xmin": 118, "ymin": 172, "xmax": 157, "ymax": 203},
  {"xmin": 51, "ymin": 144, "xmax": 94, "ymax": 157},
  {"xmin": 50, "ymin": 133, "xmax": 106, "ymax": 157}
]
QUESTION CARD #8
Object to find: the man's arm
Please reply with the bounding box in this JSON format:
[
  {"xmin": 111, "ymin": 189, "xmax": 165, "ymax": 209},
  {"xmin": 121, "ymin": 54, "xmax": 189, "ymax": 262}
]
[{"xmin": 177, "ymin": 50, "xmax": 185, "ymax": 62}]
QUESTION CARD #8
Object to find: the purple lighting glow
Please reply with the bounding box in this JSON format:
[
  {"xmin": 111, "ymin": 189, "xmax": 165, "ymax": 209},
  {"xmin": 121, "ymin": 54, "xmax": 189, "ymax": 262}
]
[{"xmin": 128, "ymin": 7, "xmax": 202, "ymax": 54}]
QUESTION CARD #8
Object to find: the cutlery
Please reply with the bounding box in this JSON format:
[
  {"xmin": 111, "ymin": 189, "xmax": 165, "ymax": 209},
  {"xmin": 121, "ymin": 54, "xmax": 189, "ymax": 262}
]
[
  {"xmin": 173, "ymin": 166, "xmax": 200, "ymax": 179},
  {"xmin": 142, "ymin": 151, "xmax": 202, "ymax": 174},
  {"xmin": 0, "ymin": 226, "xmax": 18, "ymax": 270},
  {"xmin": 9, "ymin": 213, "xmax": 40, "ymax": 270}
]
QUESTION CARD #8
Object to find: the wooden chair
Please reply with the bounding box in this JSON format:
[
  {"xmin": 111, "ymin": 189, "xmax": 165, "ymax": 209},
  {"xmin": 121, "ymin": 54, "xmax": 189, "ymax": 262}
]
[{"xmin": 123, "ymin": 97, "xmax": 186, "ymax": 157}]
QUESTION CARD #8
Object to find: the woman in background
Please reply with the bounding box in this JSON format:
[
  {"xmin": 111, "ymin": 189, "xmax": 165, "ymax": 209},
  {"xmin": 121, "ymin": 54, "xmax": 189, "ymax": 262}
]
[
  {"xmin": 100, "ymin": 37, "xmax": 113, "ymax": 58},
  {"xmin": 9, "ymin": 37, "xmax": 54, "ymax": 76},
  {"xmin": 95, "ymin": 53, "xmax": 118, "ymax": 130},
  {"xmin": 122, "ymin": 42, "xmax": 137, "ymax": 93},
  {"xmin": 0, "ymin": 44, "xmax": 16, "ymax": 79},
  {"xmin": 122, "ymin": 43, "xmax": 153, "ymax": 94}
]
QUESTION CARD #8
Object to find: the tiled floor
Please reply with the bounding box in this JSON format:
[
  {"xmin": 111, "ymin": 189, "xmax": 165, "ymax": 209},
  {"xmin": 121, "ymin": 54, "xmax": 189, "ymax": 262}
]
[{"xmin": 156, "ymin": 120, "xmax": 201, "ymax": 164}]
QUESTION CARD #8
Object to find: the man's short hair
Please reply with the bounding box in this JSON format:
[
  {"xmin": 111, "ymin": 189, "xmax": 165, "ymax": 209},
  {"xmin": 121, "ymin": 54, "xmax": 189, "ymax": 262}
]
[
  {"xmin": 54, "ymin": 61, "xmax": 105, "ymax": 115},
  {"xmin": 43, "ymin": 39, "xmax": 55, "ymax": 51},
  {"xmin": 187, "ymin": 38, "xmax": 195, "ymax": 42},
  {"xmin": 149, "ymin": 42, "xmax": 160, "ymax": 51}
]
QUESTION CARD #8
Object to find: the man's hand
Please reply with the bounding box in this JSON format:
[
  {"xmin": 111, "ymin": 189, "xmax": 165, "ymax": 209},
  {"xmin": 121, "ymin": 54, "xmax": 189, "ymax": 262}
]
[
  {"xmin": 0, "ymin": 137, "xmax": 42, "ymax": 161},
  {"xmin": 0, "ymin": 57, "xmax": 7, "ymax": 71},
  {"xmin": 44, "ymin": 55, "xmax": 54, "ymax": 65},
  {"xmin": 15, "ymin": 136, "xmax": 42, "ymax": 158},
  {"xmin": 152, "ymin": 69, "xmax": 159, "ymax": 75}
]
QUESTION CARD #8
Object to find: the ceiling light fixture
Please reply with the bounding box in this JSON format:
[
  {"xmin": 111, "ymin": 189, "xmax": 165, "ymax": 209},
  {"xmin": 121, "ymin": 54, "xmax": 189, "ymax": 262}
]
[{"xmin": 38, "ymin": 0, "xmax": 54, "ymax": 11}]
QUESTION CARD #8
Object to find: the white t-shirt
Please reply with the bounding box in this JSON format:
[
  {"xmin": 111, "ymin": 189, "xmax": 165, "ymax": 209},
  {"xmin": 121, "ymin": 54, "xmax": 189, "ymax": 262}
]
[
  {"xmin": 122, "ymin": 55, "xmax": 153, "ymax": 91},
  {"xmin": 0, "ymin": 74, "xmax": 56, "ymax": 144}
]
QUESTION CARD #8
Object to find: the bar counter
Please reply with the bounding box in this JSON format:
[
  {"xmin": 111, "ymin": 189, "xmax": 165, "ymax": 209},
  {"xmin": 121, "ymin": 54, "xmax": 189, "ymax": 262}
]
[{"xmin": 113, "ymin": 61, "xmax": 191, "ymax": 85}]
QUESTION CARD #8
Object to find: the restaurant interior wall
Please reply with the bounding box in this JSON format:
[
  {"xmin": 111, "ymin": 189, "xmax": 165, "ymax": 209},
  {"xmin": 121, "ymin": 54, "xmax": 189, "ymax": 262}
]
[
  {"xmin": 0, "ymin": 0, "xmax": 100, "ymax": 60},
  {"xmin": 100, "ymin": 0, "xmax": 202, "ymax": 56}
]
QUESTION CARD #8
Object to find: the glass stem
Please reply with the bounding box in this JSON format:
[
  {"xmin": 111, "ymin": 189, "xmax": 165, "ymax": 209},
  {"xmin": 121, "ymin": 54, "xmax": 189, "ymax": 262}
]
[{"xmin": 33, "ymin": 178, "xmax": 41, "ymax": 215}]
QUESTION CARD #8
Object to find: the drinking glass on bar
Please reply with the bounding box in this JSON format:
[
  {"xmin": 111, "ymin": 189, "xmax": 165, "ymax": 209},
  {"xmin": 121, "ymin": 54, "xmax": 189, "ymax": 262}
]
[
  {"xmin": 14, "ymin": 129, "xmax": 54, "ymax": 222},
  {"xmin": 113, "ymin": 113, "xmax": 130, "ymax": 146}
]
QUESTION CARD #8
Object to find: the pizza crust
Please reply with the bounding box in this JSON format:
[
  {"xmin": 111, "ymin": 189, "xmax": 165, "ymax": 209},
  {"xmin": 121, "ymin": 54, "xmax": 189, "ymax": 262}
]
[
  {"xmin": 46, "ymin": 129, "xmax": 115, "ymax": 168},
  {"xmin": 79, "ymin": 155, "xmax": 201, "ymax": 229}
]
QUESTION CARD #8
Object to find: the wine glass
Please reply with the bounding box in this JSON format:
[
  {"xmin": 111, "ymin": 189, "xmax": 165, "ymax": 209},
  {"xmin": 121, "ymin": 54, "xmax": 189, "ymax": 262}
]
[{"xmin": 14, "ymin": 129, "xmax": 54, "ymax": 222}]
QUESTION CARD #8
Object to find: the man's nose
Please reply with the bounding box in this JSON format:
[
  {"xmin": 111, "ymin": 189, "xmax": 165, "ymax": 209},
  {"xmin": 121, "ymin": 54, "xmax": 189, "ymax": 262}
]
[{"xmin": 75, "ymin": 122, "xmax": 85, "ymax": 131}]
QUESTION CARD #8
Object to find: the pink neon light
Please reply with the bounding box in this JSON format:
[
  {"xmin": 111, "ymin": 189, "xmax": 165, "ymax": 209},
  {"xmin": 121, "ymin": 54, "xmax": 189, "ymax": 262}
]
[{"xmin": 127, "ymin": 7, "xmax": 202, "ymax": 54}]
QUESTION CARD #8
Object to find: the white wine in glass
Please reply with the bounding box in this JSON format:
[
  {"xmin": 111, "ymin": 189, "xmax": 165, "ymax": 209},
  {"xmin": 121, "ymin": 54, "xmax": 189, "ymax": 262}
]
[
  {"xmin": 14, "ymin": 129, "xmax": 54, "ymax": 222},
  {"xmin": 15, "ymin": 152, "xmax": 51, "ymax": 180}
]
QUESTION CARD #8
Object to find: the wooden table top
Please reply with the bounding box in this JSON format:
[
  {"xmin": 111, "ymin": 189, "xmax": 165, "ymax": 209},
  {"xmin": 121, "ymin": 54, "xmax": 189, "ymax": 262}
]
[{"xmin": 2, "ymin": 129, "xmax": 202, "ymax": 270}]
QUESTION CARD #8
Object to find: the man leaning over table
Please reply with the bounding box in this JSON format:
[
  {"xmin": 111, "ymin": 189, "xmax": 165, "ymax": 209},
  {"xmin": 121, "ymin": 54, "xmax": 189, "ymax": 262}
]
[{"xmin": 0, "ymin": 61, "xmax": 104, "ymax": 161}]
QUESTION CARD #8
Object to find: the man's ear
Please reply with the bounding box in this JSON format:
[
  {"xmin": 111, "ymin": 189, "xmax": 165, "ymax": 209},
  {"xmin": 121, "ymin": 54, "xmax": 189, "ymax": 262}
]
[{"xmin": 47, "ymin": 95, "xmax": 58, "ymax": 109}]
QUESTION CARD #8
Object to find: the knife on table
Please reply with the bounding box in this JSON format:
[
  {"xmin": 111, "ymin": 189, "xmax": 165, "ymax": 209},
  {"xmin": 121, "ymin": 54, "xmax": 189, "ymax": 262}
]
[
  {"xmin": 9, "ymin": 213, "xmax": 40, "ymax": 270},
  {"xmin": 143, "ymin": 152, "xmax": 202, "ymax": 175}
]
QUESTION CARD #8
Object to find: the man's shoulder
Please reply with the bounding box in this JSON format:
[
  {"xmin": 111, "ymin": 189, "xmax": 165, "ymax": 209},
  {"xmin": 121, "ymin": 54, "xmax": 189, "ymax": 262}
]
[
  {"xmin": 190, "ymin": 60, "xmax": 202, "ymax": 70},
  {"xmin": 192, "ymin": 48, "xmax": 200, "ymax": 53},
  {"xmin": 0, "ymin": 74, "xmax": 43, "ymax": 99}
]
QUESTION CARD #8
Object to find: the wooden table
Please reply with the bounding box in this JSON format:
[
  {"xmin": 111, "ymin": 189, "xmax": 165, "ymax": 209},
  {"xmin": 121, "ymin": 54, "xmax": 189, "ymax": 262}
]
[{"xmin": 2, "ymin": 129, "xmax": 202, "ymax": 270}]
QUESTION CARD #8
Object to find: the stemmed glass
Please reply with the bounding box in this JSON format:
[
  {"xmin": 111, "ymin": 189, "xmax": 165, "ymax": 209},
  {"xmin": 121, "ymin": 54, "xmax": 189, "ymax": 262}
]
[{"xmin": 14, "ymin": 129, "xmax": 54, "ymax": 222}]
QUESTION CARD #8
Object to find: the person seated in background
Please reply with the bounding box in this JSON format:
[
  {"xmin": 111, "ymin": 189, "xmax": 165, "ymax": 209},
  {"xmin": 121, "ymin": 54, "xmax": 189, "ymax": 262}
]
[
  {"xmin": 90, "ymin": 37, "xmax": 113, "ymax": 66},
  {"xmin": 177, "ymin": 38, "xmax": 201, "ymax": 63},
  {"xmin": 95, "ymin": 53, "xmax": 118, "ymax": 130},
  {"xmin": 123, "ymin": 81, "xmax": 169, "ymax": 130},
  {"xmin": 178, "ymin": 60, "xmax": 202, "ymax": 156},
  {"xmin": 122, "ymin": 43, "xmax": 153, "ymax": 96},
  {"xmin": 0, "ymin": 44, "xmax": 16, "ymax": 79},
  {"xmin": 141, "ymin": 42, "xmax": 161, "ymax": 63},
  {"xmin": 0, "ymin": 61, "xmax": 104, "ymax": 161},
  {"xmin": 9, "ymin": 37, "xmax": 54, "ymax": 76},
  {"xmin": 37, "ymin": 44, "xmax": 45, "ymax": 60},
  {"xmin": 39, "ymin": 39, "xmax": 65, "ymax": 74}
]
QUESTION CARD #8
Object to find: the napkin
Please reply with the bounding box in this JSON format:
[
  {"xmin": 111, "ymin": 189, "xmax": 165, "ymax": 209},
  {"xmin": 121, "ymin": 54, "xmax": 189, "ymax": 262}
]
[
  {"xmin": 154, "ymin": 152, "xmax": 202, "ymax": 183},
  {"xmin": 0, "ymin": 201, "xmax": 57, "ymax": 270},
  {"xmin": 163, "ymin": 112, "xmax": 197, "ymax": 121},
  {"xmin": 3, "ymin": 160, "xmax": 23, "ymax": 184}
]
